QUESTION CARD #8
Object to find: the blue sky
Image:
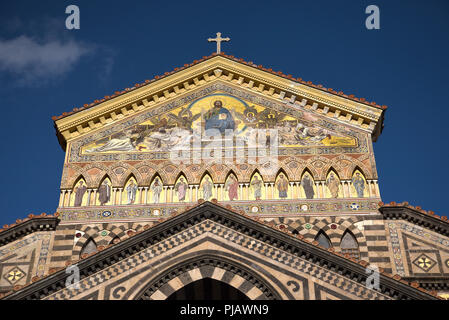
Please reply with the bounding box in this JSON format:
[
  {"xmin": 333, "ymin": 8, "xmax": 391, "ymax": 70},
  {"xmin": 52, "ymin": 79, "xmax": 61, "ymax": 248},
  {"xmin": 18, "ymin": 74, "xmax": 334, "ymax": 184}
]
[{"xmin": 0, "ymin": 0, "xmax": 447, "ymax": 224}]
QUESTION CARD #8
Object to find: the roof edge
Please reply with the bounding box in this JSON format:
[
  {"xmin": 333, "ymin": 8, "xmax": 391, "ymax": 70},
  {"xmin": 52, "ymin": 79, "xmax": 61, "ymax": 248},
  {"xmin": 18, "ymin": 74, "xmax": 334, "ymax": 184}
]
[{"xmin": 2, "ymin": 200, "xmax": 439, "ymax": 300}]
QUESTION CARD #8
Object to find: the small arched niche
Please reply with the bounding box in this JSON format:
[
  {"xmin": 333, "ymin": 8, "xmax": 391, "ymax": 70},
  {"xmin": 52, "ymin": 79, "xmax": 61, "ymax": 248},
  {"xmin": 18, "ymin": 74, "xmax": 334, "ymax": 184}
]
[
  {"xmin": 340, "ymin": 230, "xmax": 360, "ymax": 260},
  {"xmin": 224, "ymin": 171, "xmax": 239, "ymax": 201},
  {"xmin": 96, "ymin": 176, "xmax": 112, "ymax": 206},
  {"xmin": 314, "ymin": 230, "xmax": 332, "ymax": 249},
  {"xmin": 350, "ymin": 169, "xmax": 368, "ymax": 198},
  {"xmin": 149, "ymin": 175, "xmax": 164, "ymax": 204},
  {"xmin": 199, "ymin": 173, "xmax": 214, "ymax": 201},
  {"xmin": 71, "ymin": 177, "xmax": 88, "ymax": 207},
  {"xmin": 274, "ymin": 170, "xmax": 289, "ymax": 200},
  {"xmin": 80, "ymin": 238, "xmax": 98, "ymax": 257},
  {"xmin": 249, "ymin": 171, "xmax": 264, "ymax": 201},
  {"xmin": 122, "ymin": 176, "xmax": 139, "ymax": 205},
  {"xmin": 173, "ymin": 174, "xmax": 189, "ymax": 202},
  {"xmin": 300, "ymin": 169, "xmax": 316, "ymax": 199},
  {"xmin": 325, "ymin": 169, "xmax": 342, "ymax": 199}
]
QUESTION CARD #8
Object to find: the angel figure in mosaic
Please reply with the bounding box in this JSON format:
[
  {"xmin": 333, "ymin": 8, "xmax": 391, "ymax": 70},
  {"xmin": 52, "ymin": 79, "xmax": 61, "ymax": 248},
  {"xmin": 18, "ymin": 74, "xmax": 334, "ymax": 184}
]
[
  {"xmin": 151, "ymin": 178, "xmax": 163, "ymax": 204},
  {"xmin": 352, "ymin": 172, "xmax": 365, "ymax": 198},
  {"xmin": 167, "ymin": 108, "xmax": 201, "ymax": 131},
  {"xmin": 326, "ymin": 173, "xmax": 340, "ymax": 198},
  {"xmin": 85, "ymin": 130, "xmax": 140, "ymax": 153},
  {"xmin": 259, "ymin": 109, "xmax": 286, "ymax": 128},
  {"xmin": 294, "ymin": 123, "xmax": 331, "ymax": 145},
  {"xmin": 234, "ymin": 105, "xmax": 260, "ymax": 125}
]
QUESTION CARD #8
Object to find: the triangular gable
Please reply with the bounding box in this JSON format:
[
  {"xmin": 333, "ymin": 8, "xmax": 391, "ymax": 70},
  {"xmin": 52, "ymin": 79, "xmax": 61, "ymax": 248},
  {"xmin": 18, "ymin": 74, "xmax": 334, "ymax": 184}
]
[
  {"xmin": 54, "ymin": 55, "xmax": 386, "ymax": 151},
  {"xmin": 3, "ymin": 202, "xmax": 437, "ymax": 300}
]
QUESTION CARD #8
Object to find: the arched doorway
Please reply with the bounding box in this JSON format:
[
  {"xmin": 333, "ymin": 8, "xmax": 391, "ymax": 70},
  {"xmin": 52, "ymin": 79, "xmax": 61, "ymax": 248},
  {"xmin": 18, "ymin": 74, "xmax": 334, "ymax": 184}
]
[{"xmin": 167, "ymin": 278, "xmax": 250, "ymax": 300}]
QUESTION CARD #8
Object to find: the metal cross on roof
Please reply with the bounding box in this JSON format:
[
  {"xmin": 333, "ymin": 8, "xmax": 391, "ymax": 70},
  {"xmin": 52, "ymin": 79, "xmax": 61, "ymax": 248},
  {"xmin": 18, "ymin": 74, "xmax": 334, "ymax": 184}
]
[{"xmin": 208, "ymin": 32, "xmax": 230, "ymax": 54}]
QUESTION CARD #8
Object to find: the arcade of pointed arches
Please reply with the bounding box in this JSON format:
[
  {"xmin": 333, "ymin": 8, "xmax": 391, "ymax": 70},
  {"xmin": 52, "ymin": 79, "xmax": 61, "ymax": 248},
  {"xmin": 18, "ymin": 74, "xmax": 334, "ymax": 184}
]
[{"xmin": 59, "ymin": 166, "xmax": 380, "ymax": 208}]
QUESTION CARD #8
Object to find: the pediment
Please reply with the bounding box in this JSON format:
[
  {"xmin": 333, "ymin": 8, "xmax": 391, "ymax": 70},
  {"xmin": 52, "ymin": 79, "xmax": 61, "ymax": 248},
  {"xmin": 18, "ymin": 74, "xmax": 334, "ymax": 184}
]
[
  {"xmin": 70, "ymin": 84, "xmax": 363, "ymax": 163},
  {"xmin": 55, "ymin": 55, "xmax": 385, "ymax": 151},
  {"xmin": 5, "ymin": 202, "xmax": 437, "ymax": 300}
]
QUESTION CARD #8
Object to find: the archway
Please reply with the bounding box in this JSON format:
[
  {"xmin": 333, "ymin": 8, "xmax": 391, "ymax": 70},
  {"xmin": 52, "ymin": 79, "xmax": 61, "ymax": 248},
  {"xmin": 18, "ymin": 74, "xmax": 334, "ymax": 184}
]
[
  {"xmin": 132, "ymin": 253, "xmax": 284, "ymax": 300},
  {"xmin": 167, "ymin": 278, "xmax": 250, "ymax": 300}
]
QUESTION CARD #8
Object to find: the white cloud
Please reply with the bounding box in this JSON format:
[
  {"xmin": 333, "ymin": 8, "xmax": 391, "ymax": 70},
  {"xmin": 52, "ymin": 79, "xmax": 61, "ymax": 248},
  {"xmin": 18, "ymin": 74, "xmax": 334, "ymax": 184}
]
[{"xmin": 0, "ymin": 35, "xmax": 91, "ymax": 84}]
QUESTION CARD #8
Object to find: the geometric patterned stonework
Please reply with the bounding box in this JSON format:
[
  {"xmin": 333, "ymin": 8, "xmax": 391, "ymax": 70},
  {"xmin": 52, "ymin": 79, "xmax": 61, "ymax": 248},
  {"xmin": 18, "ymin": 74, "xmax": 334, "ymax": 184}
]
[
  {"xmin": 1, "ymin": 202, "xmax": 440, "ymax": 300},
  {"xmin": 43, "ymin": 219, "xmax": 392, "ymax": 300},
  {"xmin": 0, "ymin": 232, "xmax": 53, "ymax": 293},
  {"xmin": 57, "ymin": 199, "xmax": 381, "ymax": 223},
  {"xmin": 387, "ymin": 221, "xmax": 449, "ymax": 278}
]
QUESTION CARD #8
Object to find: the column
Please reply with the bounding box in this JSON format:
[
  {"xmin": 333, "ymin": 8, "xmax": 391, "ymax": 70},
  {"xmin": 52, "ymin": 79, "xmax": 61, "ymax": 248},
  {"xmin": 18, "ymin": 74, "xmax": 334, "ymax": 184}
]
[
  {"xmin": 315, "ymin": 182, "xmax": 321, "ymax": 198},
  {"xmin": 59, "ymin": 190, "xmax": 65, "ymax": 207},
  {"xmin": 86, "ymin": 189, "xmax": 92, "ymax": 206},
  {"xmin": 189, "ymin": 185, "xmax": 194, "ymax": 202},
  {"xmin": 144, "ymin": 187, "xmax": 149, "ymax": 204},
  {"xmin": 164, "ymin": 186, "xmax": 169, "ymax": 203},
  {"xmin": 295, "ymin": 182, "xmax": 300, "ymax": 199},
  {"xmin": 366, "ymin": 180, "xmax": 372, "ymax": 198},
  {"xmin": 373, "ymin": 180, "xmax": 380, "ymax": 197},
  {"xmin": 66, "ymin": 190, "xmax": 72, "ymax": 207},
  {"xmin": 346, "ymin": 180, "xmax": 352, "ymax": 198},
  {"xmin": 118, "ymin": 188, "xmax": 123, "ymax": 205},
  {"xmin": 269, "ymin": 183, "xmax": 274, "ymax": 199},
  {"xmin": 195, "ymin": 185, "xmax": 199, "ymax": 201},
  {"xmin": 239, "ymin": 184, "xmax": 243, "ymax": 200},
  {"xmin": 244, "ymin": 183, "xmax": 250, "ymax": 200},
  {"xmin": 112, "ymin": 188, "xmax": 117, "ymax": 205},
  {"xmin": 169, "ymin": 186, "xmax": 174, "ymax": 202},
  {"xmin": 220, "ymin": 184, "xmax": 224, "ymax": 201},
  {"xmin": 289, "ymin": 182, "xmax": 294, "ymax": 199},
  {"xmin": 93, "ymin": 189, "xmax": 98, "ymax": 205},
  {"xmin": 137, "ymin": 187, "xmax": 143, "ymax": 204},
  {"xmin": 214, "ymin": 184, "xmax": 218, "ymax": 200},
  {"xmin": 264, "ymin": 183, "xmax": 268, "ymax": 199}
]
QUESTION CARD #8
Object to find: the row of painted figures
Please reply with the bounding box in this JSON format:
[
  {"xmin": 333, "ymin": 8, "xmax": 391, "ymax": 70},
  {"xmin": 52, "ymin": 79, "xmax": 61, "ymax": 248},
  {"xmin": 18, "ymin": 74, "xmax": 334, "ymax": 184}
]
[{"xmin": 69, "ymin": 171, "xmax": 369, "ymax": 207}]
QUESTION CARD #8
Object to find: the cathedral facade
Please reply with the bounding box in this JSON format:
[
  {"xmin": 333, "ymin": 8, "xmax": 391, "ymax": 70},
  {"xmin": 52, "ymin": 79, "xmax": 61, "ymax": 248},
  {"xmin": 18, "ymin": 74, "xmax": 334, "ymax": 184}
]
[{"xmin": 0, "ymin": 53, "xmax": 448, "ymax": 300}]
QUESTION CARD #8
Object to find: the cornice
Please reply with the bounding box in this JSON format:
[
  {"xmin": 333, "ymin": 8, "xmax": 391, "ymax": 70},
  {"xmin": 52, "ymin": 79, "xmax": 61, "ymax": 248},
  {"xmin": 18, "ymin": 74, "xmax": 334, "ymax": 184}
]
[
  {"xmin": 0, "ymin": 214, "xmax": 59, "ymax": 246},
  {"xmin": 54, "ymin": 55, "xmax": 386, "ymax": 150},
  {"xmin": 2, "ymin": 201, "xmax": 437, "ymax": 300},
  {"xmin": 379, "ymin": 202, "xmax": 449, "ymax": 237}
]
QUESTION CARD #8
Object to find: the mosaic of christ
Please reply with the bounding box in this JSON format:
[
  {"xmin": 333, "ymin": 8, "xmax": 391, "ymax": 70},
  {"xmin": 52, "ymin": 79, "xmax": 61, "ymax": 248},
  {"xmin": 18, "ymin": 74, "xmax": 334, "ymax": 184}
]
[{"xmin": 81, "ymin": 93, "xmax": 356, "ymax": 154}]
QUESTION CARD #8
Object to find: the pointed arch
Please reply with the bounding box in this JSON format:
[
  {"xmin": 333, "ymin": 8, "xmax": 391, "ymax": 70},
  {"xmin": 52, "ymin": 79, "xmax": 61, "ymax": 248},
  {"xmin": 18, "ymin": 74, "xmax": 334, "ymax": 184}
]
[
  {"xmin": 131, "ymin": 253, "xmax": 284, "ymax": 300},
  {"xmin": 71, "ymin": 175, "xmax": 88, "ymax": 207},
  {"xmin": 80, "ymin": 238, "xmax": 98, "ymax": 258},
  {"xmin": 249, "ymin": 169, "xmax": 265, "ymax": 200},
  {"xmin": 122, "ymin": 174, "xmax": 139, "ymax": 205},
  {"xmin": 199, "ymin": 171, "xmax": 214, "ymax": 201},
  {"xmin": 350, "ymin": 167, "xmax": 368, "ymax": 198},
  {"xmin": 325, "ymin": 167, "xmax": 342, "ymax": 199},
  {"xmin": 149, "ymin": 173, "xmax": 164, "ymax": 204},
  {"xmin": 96, "ymin": 174, "xmax": 112, "ymax": 206},
  {"xmin": 300, "ymin": 168, "xmax": 316, "ymax": 199},
  {"xmin": 173, "ymin": 172, "xmax": 189, "ymax": 202},
  {"xmin": 314, "ymin": 230, "xmax": 332, "ymax": 249},
  {"xmin": 224, "ymin": 170, "xmax": 239, "ymax": 201},
  {"xmin": 340, "ymin": 230, "xmax": 360, "ymax": 260},
  {"xmin": 274, "ymin": 169, "xmax": 289, "ymax": 199}
]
